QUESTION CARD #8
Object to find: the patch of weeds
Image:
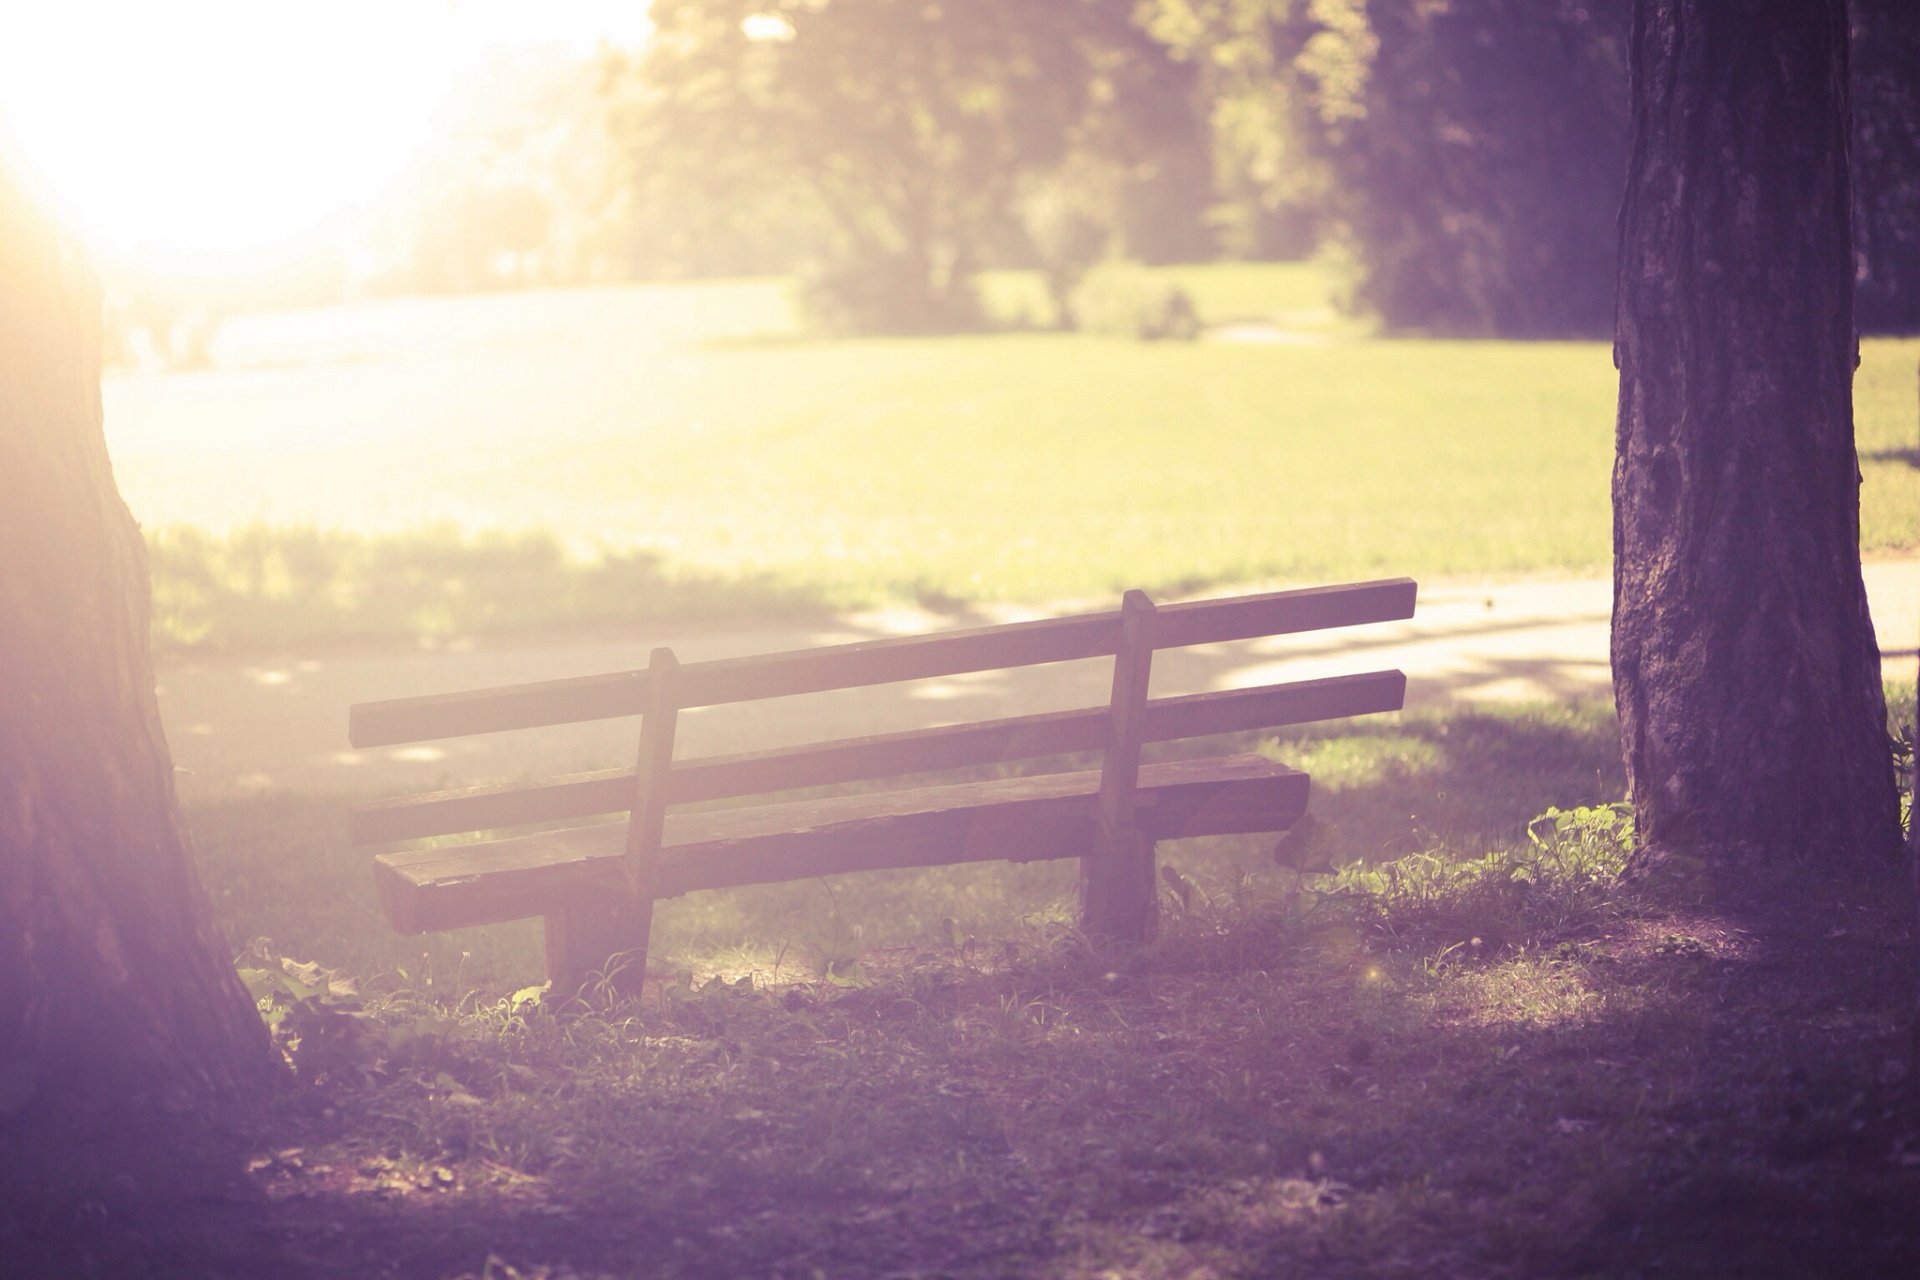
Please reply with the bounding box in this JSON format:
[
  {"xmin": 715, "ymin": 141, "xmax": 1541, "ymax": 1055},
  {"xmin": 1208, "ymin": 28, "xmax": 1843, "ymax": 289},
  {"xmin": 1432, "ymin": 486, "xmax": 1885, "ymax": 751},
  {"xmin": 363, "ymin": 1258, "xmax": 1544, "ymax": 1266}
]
[
  {"xmin": 1325, "ymin": 802, "xmax": 1634, "ymax": 957},
  {"xmin": 239, "ymin": 948, "xmax": 379, "ymax": 1086}
]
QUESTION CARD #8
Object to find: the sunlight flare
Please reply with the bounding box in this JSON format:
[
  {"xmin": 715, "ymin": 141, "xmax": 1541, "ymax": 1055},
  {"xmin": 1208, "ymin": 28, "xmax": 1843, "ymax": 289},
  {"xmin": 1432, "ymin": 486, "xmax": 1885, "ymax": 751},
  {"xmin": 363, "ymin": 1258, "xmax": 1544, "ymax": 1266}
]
[{"xmin": 0, "ymin": 0, "xmax": 649, "ymax": 258}]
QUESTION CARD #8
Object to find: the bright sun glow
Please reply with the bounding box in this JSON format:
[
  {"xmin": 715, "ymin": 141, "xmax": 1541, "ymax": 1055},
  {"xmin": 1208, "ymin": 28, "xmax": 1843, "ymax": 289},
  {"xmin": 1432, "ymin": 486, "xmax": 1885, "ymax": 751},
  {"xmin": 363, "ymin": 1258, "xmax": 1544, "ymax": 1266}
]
[{"xmin": 0, "ymin": 1, "xmax": 649, "ymax": 259}]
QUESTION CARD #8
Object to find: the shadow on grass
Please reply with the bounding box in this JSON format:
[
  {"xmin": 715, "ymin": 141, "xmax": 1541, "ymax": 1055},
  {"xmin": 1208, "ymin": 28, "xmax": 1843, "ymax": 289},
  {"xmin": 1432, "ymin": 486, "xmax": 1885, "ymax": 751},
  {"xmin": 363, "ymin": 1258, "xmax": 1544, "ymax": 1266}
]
[
  {"xmin": 1863, "ymin": 445, "xmax": 1920, "ymax": 468},
  {"xmin": 141, "ymin": 696, "xmax": 1920, "ymax": 1278},
  {"xmin": 1266, "ymin": 701, "xmax": 1625, "ymax": 858},
  {"xmin": 148, "ymin": 525, "xmax": 837, "ymax": 658},
  {"xmin": 49, "ymin": 861, "xmax": 1911, "ymax": 1280}
]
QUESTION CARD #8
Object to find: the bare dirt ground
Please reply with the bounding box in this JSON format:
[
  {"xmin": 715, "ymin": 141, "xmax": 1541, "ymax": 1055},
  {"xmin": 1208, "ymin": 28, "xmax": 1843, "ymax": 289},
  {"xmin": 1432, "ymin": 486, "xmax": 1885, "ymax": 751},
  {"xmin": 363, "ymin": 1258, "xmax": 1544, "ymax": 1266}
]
[{"xmin": 155, "ymin": 561, "xmax": 1919, "ymax": 807}]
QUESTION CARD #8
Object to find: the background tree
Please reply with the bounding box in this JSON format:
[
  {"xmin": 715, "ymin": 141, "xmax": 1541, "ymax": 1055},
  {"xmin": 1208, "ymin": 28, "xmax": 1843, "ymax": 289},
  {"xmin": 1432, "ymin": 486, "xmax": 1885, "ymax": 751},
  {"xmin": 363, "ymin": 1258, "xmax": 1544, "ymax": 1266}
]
[
  {"xmin": 1152, "ymin": 0, "xmax": 1919, "ymax": 336},
  {"xmin": 1065, "ymin": 13, "xmax": 1215, "ymax": 268},
  {"xmin": 1850, "ymin": 0, "xmax": 1920, "ymax": 332},
  {"xmin": 1306, "ymin": 0, "xmax": 1630, "ymax": 335},
  {"xmin": 1144, "ymin": 0, "xmax": 1333, "ymax": 260},
  {"xmin": 1150, "ymin": 0, "xmax": 1630, "ymax": 334},
  {"xmin": 611, "ymin": 0, "xmax": 1211, "ymax": 332},
  {"xmin": 0, "ymin": 166, "xmax": 275, "ymax": 1119},
  {"xmin": 618, "ymin": 0, "xmax": 1100, "ymax": 332},
  {"xmin": 1610, "ymin": 0, "xmax": 1901, "ymax": 873}
]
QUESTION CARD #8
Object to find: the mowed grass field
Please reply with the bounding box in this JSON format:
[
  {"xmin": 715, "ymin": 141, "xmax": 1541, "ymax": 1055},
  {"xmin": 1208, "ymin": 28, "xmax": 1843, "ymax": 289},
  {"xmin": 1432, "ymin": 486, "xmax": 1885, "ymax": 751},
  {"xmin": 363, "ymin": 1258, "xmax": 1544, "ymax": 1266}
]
[{"xmin": 106, "ymin": 263, "xmax": 1920, "ymax": 652}]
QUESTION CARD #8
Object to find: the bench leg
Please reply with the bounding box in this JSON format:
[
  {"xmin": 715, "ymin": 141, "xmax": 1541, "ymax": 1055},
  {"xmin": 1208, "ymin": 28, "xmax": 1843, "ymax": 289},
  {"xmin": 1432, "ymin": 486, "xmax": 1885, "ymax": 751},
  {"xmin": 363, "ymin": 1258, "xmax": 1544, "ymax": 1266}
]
[
  {"xmin": 1080, "ymin": 826, "xmax": 1158, "ymax": 945},
  {"xmin": 545, "ymin": 894, "xmax": 654, "ymax": 999}
]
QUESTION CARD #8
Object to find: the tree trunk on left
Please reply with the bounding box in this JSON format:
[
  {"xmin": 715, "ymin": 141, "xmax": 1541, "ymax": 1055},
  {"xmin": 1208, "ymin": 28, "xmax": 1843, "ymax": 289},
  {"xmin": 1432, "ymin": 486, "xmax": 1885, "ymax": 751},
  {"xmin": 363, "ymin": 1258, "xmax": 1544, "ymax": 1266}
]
[{"xmin": 0, "ymin": 170, "xmax": 275, "ymax": 1117}]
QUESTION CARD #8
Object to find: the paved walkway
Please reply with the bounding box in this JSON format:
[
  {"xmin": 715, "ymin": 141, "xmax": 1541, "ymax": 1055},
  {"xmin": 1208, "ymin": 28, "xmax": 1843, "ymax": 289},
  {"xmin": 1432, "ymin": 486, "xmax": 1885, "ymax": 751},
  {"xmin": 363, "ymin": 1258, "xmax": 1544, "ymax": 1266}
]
[{"xmin": 156, "ymin": 562, "xmax": 1918, "ymax": 804}]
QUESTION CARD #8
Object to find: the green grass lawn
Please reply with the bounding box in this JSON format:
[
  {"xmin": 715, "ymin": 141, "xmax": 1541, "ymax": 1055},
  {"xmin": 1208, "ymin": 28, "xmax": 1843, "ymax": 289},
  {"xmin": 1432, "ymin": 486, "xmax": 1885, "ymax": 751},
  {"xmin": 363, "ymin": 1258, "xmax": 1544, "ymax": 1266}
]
[{"xmin": 106, "ymin": 264, "xmax": 1920, "ymax": 654}]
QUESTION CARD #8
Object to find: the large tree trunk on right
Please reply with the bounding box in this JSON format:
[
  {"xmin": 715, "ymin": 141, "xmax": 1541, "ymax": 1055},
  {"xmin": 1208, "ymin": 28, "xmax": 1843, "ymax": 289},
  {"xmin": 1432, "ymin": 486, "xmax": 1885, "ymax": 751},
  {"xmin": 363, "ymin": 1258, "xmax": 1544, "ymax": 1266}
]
[
  {"xmin": 0, "ymin": 169, "xmax": 276, "ymax": 1117},
  {"xmin": 1610, "ymin": 0, "xmax": 1901, "ymax": 871}
]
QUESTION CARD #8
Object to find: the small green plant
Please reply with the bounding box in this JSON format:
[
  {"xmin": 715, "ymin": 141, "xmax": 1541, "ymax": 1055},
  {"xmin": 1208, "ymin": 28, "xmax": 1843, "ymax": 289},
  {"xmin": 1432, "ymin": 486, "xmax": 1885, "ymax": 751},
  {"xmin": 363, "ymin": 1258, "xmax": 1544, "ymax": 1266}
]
[
  {"xmin": 1524, "ymin": 802, "xmax": 1635, "ymax": 877},
  {"xmin": 238, "ymin": 950, "xmax": 380, "ymax": 1084},
  {"xmin": 1893, "ymin": 719, "xmax": 1915, "ymax": 839},
  {"xmin": 1323, "ymin": 802, "xmax": 1633, "ymax": 955}
]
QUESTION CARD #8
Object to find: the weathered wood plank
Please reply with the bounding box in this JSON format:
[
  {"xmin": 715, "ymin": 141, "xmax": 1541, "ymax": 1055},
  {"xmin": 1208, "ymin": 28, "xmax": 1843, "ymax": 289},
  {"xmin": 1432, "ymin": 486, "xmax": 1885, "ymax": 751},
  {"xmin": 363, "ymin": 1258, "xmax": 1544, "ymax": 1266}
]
[
  {"xmin": 348, "ymin": 580, "xmax": 1415, "ymax": 747},
  {"xmin": 349, "ymin": 610, "xmax": 1120, "ymax": 747},
  {"xmin": 541, "ymin": 896, "xmax": 652, "ymax": 995},
  {"xmin": 350, "ymin": 670, "xmax": 1406, "ymax": 844},
  {"xmin": 544, "ymin": 648, "xmax": 679, "ymax": 996},
  {"xmin": 350, "ymin": 668, "xmax": 648, "ymax": 748},
  {"xmin": 1153, "ymin": 577, "xmax": 1417, "ymax": 649},
  {"xmin": 373, "ymin": 755, "xmax": 1308, "ymax": 935}
]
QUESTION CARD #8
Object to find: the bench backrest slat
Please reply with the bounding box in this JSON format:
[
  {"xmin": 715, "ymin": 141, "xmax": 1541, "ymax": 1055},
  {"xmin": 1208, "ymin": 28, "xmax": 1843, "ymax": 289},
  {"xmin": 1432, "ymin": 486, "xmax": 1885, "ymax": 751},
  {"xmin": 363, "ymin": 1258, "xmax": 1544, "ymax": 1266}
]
[
  {"xmin": 349, "ymin": 611, "xmax": 1115, "ymax": 748},
  {"xmin": 347, "ymin": 577, "xmax": 1416, "ymax": 748},
  {"xmin": 1153, "ymin": 577, "xmax": 1417, "ymax": 648},
  {"xmin": 350, "ymin": 668, "xmax": 1407, "ymax": 845}
]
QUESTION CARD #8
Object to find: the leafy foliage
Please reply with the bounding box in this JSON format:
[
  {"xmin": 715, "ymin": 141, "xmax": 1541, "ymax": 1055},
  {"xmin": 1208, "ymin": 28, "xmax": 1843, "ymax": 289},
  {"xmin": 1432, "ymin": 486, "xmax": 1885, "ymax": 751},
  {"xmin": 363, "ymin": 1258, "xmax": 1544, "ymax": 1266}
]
[
  {"xmin": 1321, "ymin": 802, "xmax": 1634, "ymax": 955},
  {"xmin": 1851, "ymin": 0, "xmax": 1920, "ymax": 330},
  {"xmin": 1153, "ymin": 0, "xmax": 1920, "ymax": 334},
  {"xmin": 618, "ymin": 0, "xmax": 1105, "ymax": 332}
]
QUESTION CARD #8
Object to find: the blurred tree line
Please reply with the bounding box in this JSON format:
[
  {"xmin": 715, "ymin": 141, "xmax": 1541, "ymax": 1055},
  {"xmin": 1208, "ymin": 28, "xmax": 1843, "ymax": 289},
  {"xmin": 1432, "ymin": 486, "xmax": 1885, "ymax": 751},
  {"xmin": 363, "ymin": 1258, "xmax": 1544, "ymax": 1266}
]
[
  {"xmin": 592, "ymin": 0, "xmax": 1917, "ymax": 335},
  {"xmin": 601, "ymin": 0, "xmax": 1213, "ymax": 332},
  {"xmin": 120, "ymin": 0, "xmax": 1911, "ymax": 346}
]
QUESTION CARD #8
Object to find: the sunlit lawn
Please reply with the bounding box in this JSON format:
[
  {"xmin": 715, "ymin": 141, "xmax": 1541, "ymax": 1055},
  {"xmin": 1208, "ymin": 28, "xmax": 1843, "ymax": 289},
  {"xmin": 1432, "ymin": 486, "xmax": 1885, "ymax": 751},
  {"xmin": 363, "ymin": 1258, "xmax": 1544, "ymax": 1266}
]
[{"xmin": 108, "ymin": 263, "xmax": 1920, "ymax": 653}]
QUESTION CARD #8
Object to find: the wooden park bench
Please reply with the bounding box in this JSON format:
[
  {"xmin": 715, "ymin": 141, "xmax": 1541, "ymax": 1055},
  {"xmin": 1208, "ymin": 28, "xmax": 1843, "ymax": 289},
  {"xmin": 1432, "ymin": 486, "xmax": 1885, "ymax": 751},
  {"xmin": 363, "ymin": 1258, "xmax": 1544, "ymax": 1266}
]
[{"xmin": 347, "ymin": 578, "xmax": 1416, "ymax": 994}]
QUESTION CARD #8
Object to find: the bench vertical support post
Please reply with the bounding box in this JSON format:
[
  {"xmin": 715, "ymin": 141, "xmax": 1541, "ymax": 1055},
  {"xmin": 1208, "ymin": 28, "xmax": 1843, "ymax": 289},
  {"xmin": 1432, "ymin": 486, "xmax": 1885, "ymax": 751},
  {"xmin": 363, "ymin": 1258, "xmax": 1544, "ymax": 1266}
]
[
  {"xmin": 544, "ymin": 648, "xmax": 680, "ymax": 997},
  {"xmin": 1081, "ymin": 590, "xmax": 1157, "ymax": 944}
]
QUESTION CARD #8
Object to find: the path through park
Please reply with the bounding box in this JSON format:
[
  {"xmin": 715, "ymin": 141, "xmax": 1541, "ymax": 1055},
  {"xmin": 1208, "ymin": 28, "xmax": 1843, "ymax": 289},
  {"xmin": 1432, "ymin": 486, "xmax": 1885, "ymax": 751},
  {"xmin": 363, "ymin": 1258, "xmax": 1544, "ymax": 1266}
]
[{"xmin": 157, "ymin": 561, "xmax": 1919, "ymax": 808}]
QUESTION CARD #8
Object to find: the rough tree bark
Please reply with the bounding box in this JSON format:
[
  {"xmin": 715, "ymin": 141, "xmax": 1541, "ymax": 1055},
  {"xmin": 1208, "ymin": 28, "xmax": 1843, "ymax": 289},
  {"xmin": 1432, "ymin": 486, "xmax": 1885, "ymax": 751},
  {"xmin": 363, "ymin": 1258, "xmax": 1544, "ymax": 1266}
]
[
  {"xmin": 1611, "ymin": 0, "xmax": 1902, "ymax": 870},
  {"xmin": 0, "ymin": 170, "xmax": 276, "ymax": 1116}
]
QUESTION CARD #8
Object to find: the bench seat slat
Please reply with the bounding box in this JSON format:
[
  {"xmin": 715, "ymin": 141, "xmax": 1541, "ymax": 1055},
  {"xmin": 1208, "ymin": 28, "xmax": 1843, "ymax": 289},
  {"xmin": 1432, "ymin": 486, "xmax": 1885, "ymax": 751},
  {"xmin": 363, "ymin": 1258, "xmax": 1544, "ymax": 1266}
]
[
  {"xmin": 374, "ymin": 754, "xmax": 1307, "ymax": 935},
  {"xmin": 351, "ymin": 670, "xmax": 1403, "ymax": 845}
]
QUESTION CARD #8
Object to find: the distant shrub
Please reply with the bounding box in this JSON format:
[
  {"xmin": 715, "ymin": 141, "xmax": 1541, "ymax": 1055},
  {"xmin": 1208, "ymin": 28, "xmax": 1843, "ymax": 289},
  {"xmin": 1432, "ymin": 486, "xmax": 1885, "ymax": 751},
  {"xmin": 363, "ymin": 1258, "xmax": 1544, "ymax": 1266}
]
[
  {"xmin": 1067, "ymin": 260, "xmax": 1200, "ymax": 341},
  {"xmin": 1020, "ymin": 159, "xmax": 1121, "ymax": 331},
  {"xmin": 795, "ymin": 251, "xmax": 985, "ymax": 336}
]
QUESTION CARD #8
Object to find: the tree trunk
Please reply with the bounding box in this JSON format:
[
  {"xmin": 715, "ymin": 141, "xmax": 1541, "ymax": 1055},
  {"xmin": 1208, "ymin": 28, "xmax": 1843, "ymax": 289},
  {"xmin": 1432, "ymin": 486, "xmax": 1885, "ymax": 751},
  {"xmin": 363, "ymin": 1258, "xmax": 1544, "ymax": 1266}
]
[
  {"xmin": 1611, "ymin": 0, "xmax": 1902, "ymax": 870},
  {"xmin": 0, "ymin": 172, "xmax": 276, "ymax": 1116}
]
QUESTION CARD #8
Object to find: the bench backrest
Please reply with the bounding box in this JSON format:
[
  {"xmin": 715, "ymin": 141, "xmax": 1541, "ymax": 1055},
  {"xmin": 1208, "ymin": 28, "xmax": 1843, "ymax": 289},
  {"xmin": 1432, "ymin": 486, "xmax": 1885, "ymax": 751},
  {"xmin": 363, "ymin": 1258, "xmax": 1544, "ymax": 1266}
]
[{"xmin": 348, "ymin": 578, "xmax": 1417, "ymax": 847}]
